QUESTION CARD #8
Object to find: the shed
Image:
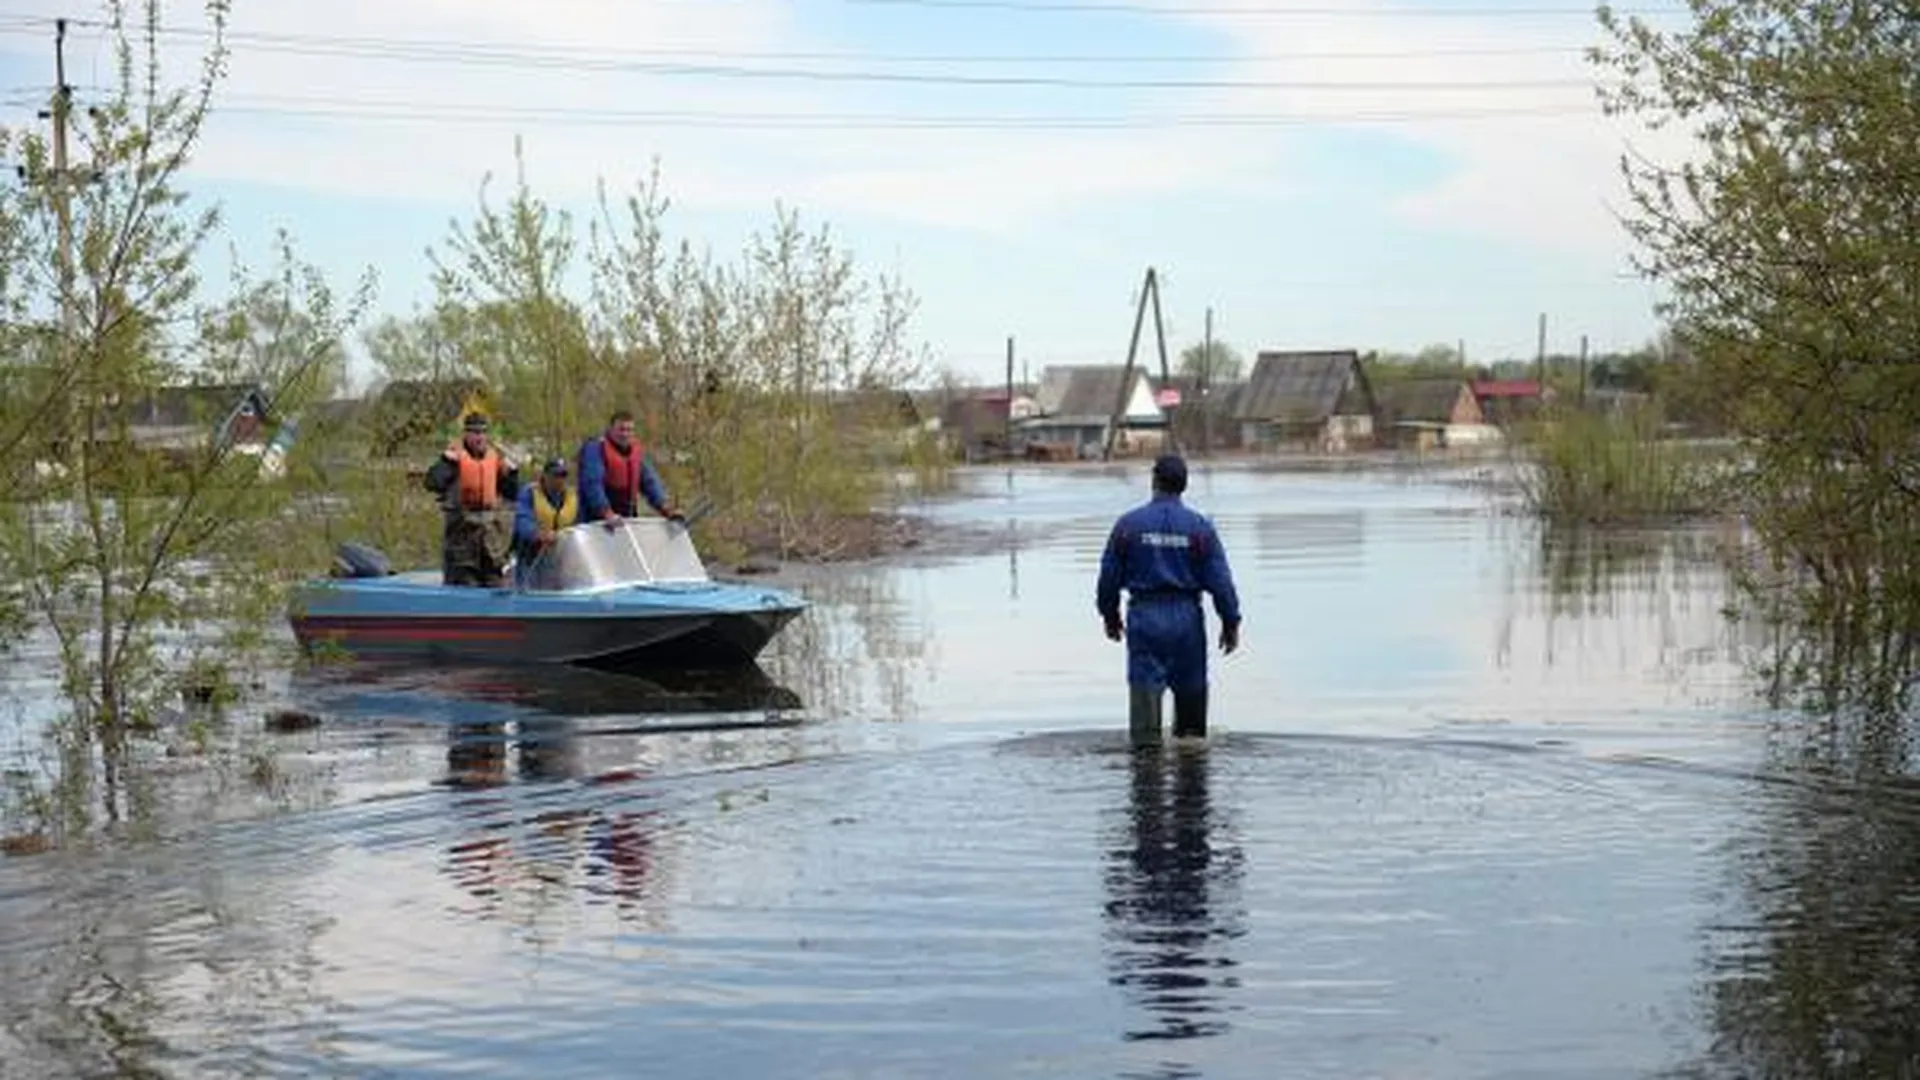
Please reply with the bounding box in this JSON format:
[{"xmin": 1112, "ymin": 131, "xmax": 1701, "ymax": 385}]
[
  {"xmin": 1232, "ymin": 350, "xmax": 1377, "ymax": 452},
  {"xmin": 1374, "ymin": 377, "xmax": 1487, "ymax": 450}
]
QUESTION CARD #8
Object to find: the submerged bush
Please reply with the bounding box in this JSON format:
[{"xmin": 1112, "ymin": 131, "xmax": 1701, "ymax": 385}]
[{"xmin": 1512, "ymin": 403, "xmax": 1717, "ymax": 526}]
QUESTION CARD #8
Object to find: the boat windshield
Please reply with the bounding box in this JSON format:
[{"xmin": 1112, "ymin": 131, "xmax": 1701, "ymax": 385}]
[{"xmin": 516, "ymin": 517, "xmax": 711, "ymax": 593}]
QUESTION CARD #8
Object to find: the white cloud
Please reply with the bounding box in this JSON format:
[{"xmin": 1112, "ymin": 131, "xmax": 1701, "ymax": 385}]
[
  {"xmin": 2, "ymin": 0, "xmax": 1294, "ymax": 231},
  {"xmin": 1163, "ymin": 0, "xmax": 1698, "ymax": 263}
]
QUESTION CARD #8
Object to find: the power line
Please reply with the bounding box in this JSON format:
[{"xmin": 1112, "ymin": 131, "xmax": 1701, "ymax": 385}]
[
  {"xmin": 0, "ymin": 23, "xmax": 1599, "ymax": 90},
  {"xmin": 0, "ymin": 15, "xmax": 1596, "ymax": 64},
  {"xmin": 195, "ymin": 97, "xmax": 1599, "ymax": 128},
  {"xmin": 839, "ymin": 0, "xmax": 1671, "ymax": 15}
]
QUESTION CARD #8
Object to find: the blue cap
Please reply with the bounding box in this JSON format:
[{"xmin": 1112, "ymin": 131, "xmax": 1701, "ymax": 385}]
[{"xmin": 1152, "ymin": 453, "xmax": 1187, "ymax": 487}]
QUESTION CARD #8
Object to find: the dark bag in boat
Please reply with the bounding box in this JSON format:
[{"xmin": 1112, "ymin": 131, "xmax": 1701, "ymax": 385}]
[{"xmin": 332, "ymin": 542, "xmax": 394, "ymax": 579}]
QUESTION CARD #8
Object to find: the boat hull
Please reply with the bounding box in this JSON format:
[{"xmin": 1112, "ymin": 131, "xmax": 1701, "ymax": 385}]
[{"xmin": 290, "ymin": 573, "xmax": 806, "ymax": 668}]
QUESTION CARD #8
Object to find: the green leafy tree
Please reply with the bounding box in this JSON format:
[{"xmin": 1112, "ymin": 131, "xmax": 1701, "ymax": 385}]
[
  {"xmin": 428, "ymin": 138, "xmax": 597, "ymax": 458},
  {"xmin": 0, "ymin": 0, "xmax": 369, "ymax": 833},
  {"xmin": 199, "ymin": 230, "xmax": 358, "ymax": 399},
  {"xmin": 1592, "ymin": 0, "xmax": 1920, "ymax": 712},
  {"xmin": 1178, "ymin": 341, "xmax": 1243, "ymax": 382}
]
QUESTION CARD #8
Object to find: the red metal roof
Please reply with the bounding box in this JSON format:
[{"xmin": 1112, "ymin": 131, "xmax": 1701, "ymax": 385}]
[{"xmin": 1471, "ymin": 379, "xmax": 1542, "ymax": 398}]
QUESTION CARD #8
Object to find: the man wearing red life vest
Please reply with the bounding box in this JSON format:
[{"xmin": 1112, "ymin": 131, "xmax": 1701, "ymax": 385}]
[
  {"xmin": 423, "ymin": 412, "xmax": 522, "ymax": 587},
  {"xmin": 576, "ymin": 410, "xmax": 683, "ymax": 527}
]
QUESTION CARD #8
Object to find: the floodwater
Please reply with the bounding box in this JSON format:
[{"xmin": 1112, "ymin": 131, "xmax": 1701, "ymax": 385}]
[{"xmin": 5, "ymin": 462, "xmax": 1920, "ymax": 1078}]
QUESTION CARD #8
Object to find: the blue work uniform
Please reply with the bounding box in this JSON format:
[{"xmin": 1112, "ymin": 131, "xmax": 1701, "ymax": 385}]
[
  {"xmin": 1096, "ymin": 493, "xmax": 1242, "ymax": 694},
  {"xmin": 577, "ymin": 434, "xmax": 671, "ymax": 521}
]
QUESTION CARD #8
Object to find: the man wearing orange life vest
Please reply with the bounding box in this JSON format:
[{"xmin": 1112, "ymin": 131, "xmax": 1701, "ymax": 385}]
[
  {"xmin": 576, "ymin": 409, "xmax": 683, "ymax": 527},
  {"xmin": 423, "ymin": 412, "xmax": 522, "ymax": 587}
]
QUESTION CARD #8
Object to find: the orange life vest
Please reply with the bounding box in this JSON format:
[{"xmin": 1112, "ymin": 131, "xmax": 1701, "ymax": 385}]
[{"xmin": 450, "ymin": 443, "xmax": 502, "ymax": 510}]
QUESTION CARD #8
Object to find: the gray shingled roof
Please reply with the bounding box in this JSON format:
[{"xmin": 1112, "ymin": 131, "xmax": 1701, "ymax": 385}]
[
  {"xmin": 1375, "ymin": 377, "xmax": 1472, "ymax": 426},
  {"xmin": 124, "ymin": 383, "xmax": 269, "ymax": 429},
  {"xmin": 1232, "ymin": 350, "xmax": 1370, "ymax": 422},
  {"xmin": 1033, "ymin": 365, "xmax": 1155, "ymax": 423}
]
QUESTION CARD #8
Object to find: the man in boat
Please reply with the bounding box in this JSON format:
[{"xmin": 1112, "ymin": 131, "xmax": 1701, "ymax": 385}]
[
  {"xmin": 577, "ymin": 409, "xmax": 685, "ymax": 527},
  {"xmin": 423, "ymin": 412, "xmax": 521, "ymax": 587},
  {"xmin": 1095, "ymin": 453, "xmax": 1242, "ymax": 746},
  {"xmin": 512, "ymin": 456, "xmax": 578, "ymax": 569}
]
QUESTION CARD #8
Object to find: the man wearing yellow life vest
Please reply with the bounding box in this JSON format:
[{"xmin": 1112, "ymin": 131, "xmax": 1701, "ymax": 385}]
[
  {"xmin": 512, "ymin": 456, "xmax": 578, "ymax": 567},
  {"xmin": 423, "ymin": 412, "xmax": 522, "ymax": 587}
]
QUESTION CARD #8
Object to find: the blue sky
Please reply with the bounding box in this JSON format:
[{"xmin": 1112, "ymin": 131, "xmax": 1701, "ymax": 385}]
[{"xmin": 0, "ymin": 0, "xmax": 1689, "ymax": 388}]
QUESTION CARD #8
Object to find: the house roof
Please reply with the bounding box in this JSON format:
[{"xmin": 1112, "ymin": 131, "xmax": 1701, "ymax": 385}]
[
  {"xmin": 124, "ymin": 383, "xmax": 270, "ymax": 429},
  {"xmin": 1233, "ymin": 350, "xmax": 1368, "ymax": 422},
  {"xmin": 1376, "ymin": 377, "xmax": 1470, "ymax": 426},
  {"xmin": 1472, "ymin": 378, "xmax": 1542, "ymax": 399},
  {"xmin": 1034, "ymin": 365, "xmax": 1156, "ymax": 423}
]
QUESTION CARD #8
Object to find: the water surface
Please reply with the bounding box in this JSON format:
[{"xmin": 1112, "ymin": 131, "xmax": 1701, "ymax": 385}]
[{"xmin": 4, "ymin": 462, "xmax": 1908, "ymax": 1078}]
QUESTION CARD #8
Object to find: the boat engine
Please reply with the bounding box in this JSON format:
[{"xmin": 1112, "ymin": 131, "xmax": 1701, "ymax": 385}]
[{"xmin": 332, "ymin": 541, "xmax": 395, "ymax": 579}]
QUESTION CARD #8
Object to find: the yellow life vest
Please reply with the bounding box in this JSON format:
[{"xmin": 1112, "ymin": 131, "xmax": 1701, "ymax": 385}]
[{"xmin": 533, "ymin": 484, "xmax": 578, "ymax": 532}]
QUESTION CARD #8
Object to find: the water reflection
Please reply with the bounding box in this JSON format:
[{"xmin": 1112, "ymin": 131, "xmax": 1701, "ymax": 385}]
[
  {"xmin": 1494, "ymin": 524, "xmax": 1751, "ymax": 680},
  {"xmin": 1103, "ymin": 745, "xmax": 1246, "ymax": 1055},
  {"xmin": 423, "ymin": 663, "xmax": 804, "ymax": 932},
  {"xmin": 1248, "ymin": 510, "xmax": 1365, "ymax": 573},
  {"xmin": 1683, "ymin": 738, "xmax": 1920, "ymax": 1078}
]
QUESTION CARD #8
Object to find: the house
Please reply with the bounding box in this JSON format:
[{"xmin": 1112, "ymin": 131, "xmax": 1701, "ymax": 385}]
[
  {"xmin": 1471, "ymin": 378, "xmax": 1548, "ymax": 426},
  {"xmin": 365, "ymin": 377, "xmax": 494, "ymax": 457},
  {"xmin": 1374, "ymin": 377, "xmax": 1494, "ymax": 451},
  {"xmin": 1232, "ymin": 350, "xmax": 1378, "ymax": 452},
  {"xmin": 121, "ymin": 383, "xmax": 273, "ymax": 453},
  {"xmin": 1019, "ymin": 365, "xmax": 1167, "ymax": 457},
  {"xmin": 1160, "ymin": 375, "xmax": 1246, "ymax": 452},
  {"xmin": 939, "ymin": 387, "xmax": 1038, "ymax": 462}
]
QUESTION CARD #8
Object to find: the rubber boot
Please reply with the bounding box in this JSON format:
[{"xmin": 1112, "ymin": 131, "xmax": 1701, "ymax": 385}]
[
  {"xmin": 1129, "ymin": 686, "xmax": 1163, "ymax": 748},
  {"xmin": 1172, "ymin": 687, "xmax": 1208, "ymax": 740}
]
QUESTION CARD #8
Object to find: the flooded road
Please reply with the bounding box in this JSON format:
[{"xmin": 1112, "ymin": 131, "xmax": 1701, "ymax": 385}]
[{"xmin": 5, "ymin": 462, "xmax": 1916, "ymax": 1077}]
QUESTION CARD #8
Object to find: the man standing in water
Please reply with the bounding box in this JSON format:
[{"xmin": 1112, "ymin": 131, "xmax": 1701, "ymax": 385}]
[{"xmin": 1096, "ymin": 453, "xmax": 1242, "ymax": 746}]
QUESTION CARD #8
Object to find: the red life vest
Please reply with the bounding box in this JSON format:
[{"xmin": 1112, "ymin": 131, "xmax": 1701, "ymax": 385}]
[{"xmin": 600, "ymin": 435, "xmax": 647, "ymax": 513}]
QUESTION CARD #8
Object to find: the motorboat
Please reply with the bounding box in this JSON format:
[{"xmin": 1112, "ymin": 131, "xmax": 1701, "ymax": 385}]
[{"xmin": 288, "ymin": 517, "xmax": 807, "ymax": 669}]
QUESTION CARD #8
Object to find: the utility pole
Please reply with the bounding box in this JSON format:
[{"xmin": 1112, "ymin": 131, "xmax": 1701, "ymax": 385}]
[
  {"xmin": 1104, "ymin": 266, "xmax": 1177, "ymax": 461},
  {"xmin": 1201, "ymin": 306, "xmax": 1214, "ymax": 458},
  {"xmin": 1004, "ymin": 335, "xmax": 1014, "ymax": 461},
  {"xmin": 49, "ymin": 18, "xmax": 74, "ymax": 333},
  {"xmin": 1535, "ymin": 313, "xmax": 1547, "ymax": 387},
  {"xmin": 1578, "ymin": 334, "xmax": 1589, "ymax": 408},
  {"xmin": 1148, "ymin": 270, "xmax": 1177, "ymax": 456}
]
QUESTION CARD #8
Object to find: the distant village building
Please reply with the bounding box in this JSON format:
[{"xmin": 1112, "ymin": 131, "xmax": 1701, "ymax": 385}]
[
  {"xmin": 1471, "ymin": 378, "xmax": 1548, "ymax": 426},
  {"xmin": 1020, "ymin": 365, "xmax": 1167, "ymax": 458},
  {"xmin": 1232, "ymin": 350, "xmax": 1378, "ymax": 452},
  {"xmin": 940, "ymin": 387, "xmax": 1038, "ymax": 462},
  {"xmin": 1374, "ymin": 377, "xmax": 1499, "ymax": 451},
  {"xmin": 120, "ymin": 383, "xmax": 275, "ymax": 461},
  {"xmin": 364, "ymin": 377, "xmax": 495, "ymax": 457},
  {"xmin": 1159, "ymin": 375, "xmax": 1246, "ymax": 453}
]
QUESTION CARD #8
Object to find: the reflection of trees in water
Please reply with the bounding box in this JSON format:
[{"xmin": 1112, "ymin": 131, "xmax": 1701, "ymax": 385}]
[
  {"xmin": 1102, "ymin": 746, "xmax": 1246, "ymax": 1056},
  {"xmin": 761, "ymin": 566, "xmax": 931, "ymax": 724},
  {"xmin": 1493, "ymin": 522, "xmax": 1764, "ymax": 678},
  {"xmin": 1680, "ymin": 738, "xmax": 1920, "ymax": 1078}
]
